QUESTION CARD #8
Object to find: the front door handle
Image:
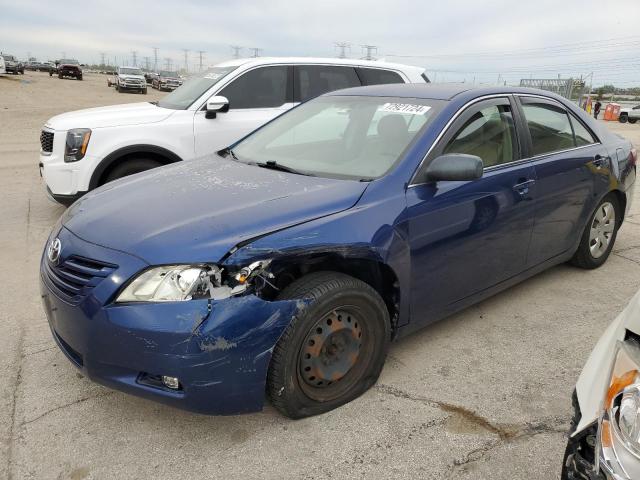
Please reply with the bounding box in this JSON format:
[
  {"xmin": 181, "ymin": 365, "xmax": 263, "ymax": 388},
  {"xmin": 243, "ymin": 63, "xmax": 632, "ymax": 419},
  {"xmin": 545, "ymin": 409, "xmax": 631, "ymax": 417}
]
[{"xmin": 512, "ymin": 179, "xmax": 536, "ymax": 196}]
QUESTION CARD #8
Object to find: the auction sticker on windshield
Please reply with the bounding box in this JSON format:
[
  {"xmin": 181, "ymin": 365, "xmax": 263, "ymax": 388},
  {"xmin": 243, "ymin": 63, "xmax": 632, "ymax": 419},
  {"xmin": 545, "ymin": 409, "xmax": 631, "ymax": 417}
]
[{"xmin": 378, "ymin": 103, "xmax": 431, "ymax": 115}]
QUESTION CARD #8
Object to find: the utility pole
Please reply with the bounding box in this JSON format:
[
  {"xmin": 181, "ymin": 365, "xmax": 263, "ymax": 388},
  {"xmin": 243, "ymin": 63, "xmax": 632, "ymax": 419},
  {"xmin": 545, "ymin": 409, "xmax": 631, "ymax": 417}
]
[
  {"xmin": 230, "ymin": 45, "xmax": 242, "ymax": 59},
  {"xmin": 182, "ymin": 49, "xmax": 189, "ymax": 73},
  {"xmin": 249, "ymin": 47, "xmax": 262, "ymax": 58},
  {"xmin": 152, "ymin": 47, "xmax": 159, "ymax": 71},
  {"xmin": 131, "ymin": 50, "xmax": 138, "ymax": 67},
  {"xmin": 360, "ymin": 45, "xmax": 377, "ymax": 60},
  {"xmin": 197, "ymin": 50, "xmax": 205, "ymax": 71},
  {"xmin": 334, "ymin": 42, "xmax": 351, "ymax": 58}
]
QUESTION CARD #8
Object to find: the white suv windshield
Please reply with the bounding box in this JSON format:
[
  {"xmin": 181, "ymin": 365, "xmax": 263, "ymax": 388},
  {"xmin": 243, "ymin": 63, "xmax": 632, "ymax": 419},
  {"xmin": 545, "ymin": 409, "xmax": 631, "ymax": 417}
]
[
  {"xmin": 232, "ymin": 95, "xmax": 444, "ymax": 180},
  {"xmin": 120, "ymin": 68, "xmax": 142, "ymax": 75},
  {"xmin": 157, "ymin": 66, "xmax": 238, "ymax": 110}
]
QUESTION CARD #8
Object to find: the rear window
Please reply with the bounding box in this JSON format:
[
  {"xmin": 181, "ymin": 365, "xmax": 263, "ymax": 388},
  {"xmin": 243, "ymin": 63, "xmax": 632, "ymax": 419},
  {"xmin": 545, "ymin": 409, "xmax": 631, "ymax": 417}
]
[
  {"xmin": 294, "ymin": 65, "xmax": 361, "ymax": 102},
  {"xmin": 357, "ymin": 68, "xmax": 404, "ymax": 86}
]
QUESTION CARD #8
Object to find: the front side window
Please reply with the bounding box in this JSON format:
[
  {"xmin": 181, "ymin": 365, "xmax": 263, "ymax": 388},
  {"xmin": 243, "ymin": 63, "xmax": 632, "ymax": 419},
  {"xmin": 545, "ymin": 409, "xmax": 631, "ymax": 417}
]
[
  {"xmin": 444, "ymin": 103, "xmax": 518, "ymax": 167},
  {"xmin": 219, "ymin": 66, "xmax": 288, "ymax": 109},
  {"xmin": 232, "ymin": 96, "xmax": 444, "ymax": 180},
  {"xmin": 157, "ymin": 66, "xmax": 238, "ymax": 110},
  {"xmin": 294, "ymin": 65, "xmax": 360, "ymax": 102},
  {"xmin": 521, "ymin": 102, "xmax": 575, "ymax": 156},
  {"xmin": 357, "ymin": 68, "xmax": 404, "ymax": 86}
]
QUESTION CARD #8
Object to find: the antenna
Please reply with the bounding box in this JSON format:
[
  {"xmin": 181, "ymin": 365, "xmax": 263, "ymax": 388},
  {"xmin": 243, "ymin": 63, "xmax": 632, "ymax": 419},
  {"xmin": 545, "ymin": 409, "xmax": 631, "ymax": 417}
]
[{"xmin": 334, "ymin": 42, "xmax": 351, "ymax": 58}]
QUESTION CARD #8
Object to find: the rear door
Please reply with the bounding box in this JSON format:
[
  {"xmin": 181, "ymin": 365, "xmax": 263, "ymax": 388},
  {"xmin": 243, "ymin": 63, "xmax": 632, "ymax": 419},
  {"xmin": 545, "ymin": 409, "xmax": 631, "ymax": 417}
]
[
  {"xmin": 515, "ymin": 96, "xmax": 610, "ymax": 266},
  {"xmin": 193, "ymin": 65, "xmax": 294, "ymax": 156},
  {"xmin": 405, "ymin": 96, "xmax": 536, "ymax": 319},
  {"xmin": 293, "ymin": 65, "xmax": 361, "ymax": 103}
]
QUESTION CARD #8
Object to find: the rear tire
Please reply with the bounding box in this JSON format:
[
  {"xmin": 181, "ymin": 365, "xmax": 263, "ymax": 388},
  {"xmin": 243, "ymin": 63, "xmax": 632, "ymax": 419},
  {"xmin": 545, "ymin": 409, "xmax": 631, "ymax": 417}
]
[
  {"xmin": 104, "ymin": 158, "xmax": 162, "ymax": 183},
  {"xmin": 629, "ymin": 119, "xmax": 637, "ymax": 124},
  {"xmin": 570, "ymin": 194, "xmax": 621, "ymax": 269},
  {"xmin": 267, "ymin": 271, "xmax": 390, "ymax": 419}
]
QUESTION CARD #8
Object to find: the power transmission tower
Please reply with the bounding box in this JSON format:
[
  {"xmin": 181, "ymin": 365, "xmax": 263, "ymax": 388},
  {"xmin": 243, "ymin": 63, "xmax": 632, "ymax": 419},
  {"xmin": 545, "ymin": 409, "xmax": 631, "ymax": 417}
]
[
  {"xmin": 100, "ymin": 52, "xmax": 106, "ymax": 66},
  {"xmin": 143, "ymin": 56, "xmax": 150, "ymax": 71},
  {"xmin": 230, "ymin": 45, "xmax": 242, "ymax": 59},
  {"xmin": 334, "ymin": 42, "xmax": 351, "ymax": 58},
  {"xmin": 249, "ymin": 47, "xmax": 262, "ymax": 58},
  {"xmin": 197, "ymin": 50, "xmax": 205, "ymax": 71},
  {"xmin": 164, "ymin": 57, "xmax": 172, "ymax": 70},
  {"xmin": 131, "ymin": 50, "xmax": 138, "ymax": 66},
  {"xmin": 182, "ymin": 49, "xmax": 189, "ymax": 73},
  {"xmin": 360, "ymin": 45, "xmax": 378, "ymax": 60},
  {"xmin": 152, "ymin": 47, "xmax": 159, "ymax": 71}
]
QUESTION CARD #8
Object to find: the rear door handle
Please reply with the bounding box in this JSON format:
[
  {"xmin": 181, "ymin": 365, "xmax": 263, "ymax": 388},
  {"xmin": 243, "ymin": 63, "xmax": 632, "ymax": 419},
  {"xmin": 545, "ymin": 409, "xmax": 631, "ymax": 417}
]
[
  {"xmin": 593, "ymin": 154, "xmax": 609, "ymax": 168},
  {"xmin": 512, "ymin": 179, "xmax": 536, "ymax": 195}
]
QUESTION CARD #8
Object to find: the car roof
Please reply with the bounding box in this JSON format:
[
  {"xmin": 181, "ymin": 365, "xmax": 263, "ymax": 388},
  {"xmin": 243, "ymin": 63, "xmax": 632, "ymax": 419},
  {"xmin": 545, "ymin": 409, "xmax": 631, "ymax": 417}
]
[
  {"xmin": 326, "ymin": 83, "xmax": 572, "ymax": 102},
  {"xmin": 213, "ymin": 56, "xmax": 424, "ymax": 74}
]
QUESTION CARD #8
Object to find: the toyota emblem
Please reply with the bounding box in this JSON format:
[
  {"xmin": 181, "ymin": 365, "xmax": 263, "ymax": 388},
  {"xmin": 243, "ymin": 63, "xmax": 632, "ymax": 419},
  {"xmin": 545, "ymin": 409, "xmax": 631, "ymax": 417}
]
[{"xmin": 47, "ymin": 238, "xmax": 62, "ymax": 265}]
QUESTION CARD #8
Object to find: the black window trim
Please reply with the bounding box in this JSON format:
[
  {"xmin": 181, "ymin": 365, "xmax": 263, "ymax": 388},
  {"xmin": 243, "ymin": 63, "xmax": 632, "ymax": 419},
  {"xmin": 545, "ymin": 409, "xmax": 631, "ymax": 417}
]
[
  {"xmin": 514, "ymin": 94, "xmax": 602, "ymax": 161},
  {"xmin": 409, "ymin": 94, "xmax": 526, "ymax": 187},
  {"xmin": 354, "ymin": 66, "xmax": 407, "ymax": 86}
]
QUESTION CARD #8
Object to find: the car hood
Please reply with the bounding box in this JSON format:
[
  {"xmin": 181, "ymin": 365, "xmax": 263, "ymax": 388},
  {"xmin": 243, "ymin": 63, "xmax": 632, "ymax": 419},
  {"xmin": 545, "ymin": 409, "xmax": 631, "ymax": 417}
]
[
  {"xmin": 62, "ymin": 157, "xmax": 368, "ymax": 265},
  {"xmin": 120, "ymin": 74, "xmax": 145, "ymax": 80},
  {"xmin": 44, "ymin": 102, "xmax": 174, "ymax": 130}
]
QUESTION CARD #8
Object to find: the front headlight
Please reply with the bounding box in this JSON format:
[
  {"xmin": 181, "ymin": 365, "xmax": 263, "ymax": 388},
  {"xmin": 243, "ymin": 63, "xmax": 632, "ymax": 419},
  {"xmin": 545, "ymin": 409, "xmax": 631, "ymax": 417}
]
[
  {"xmin": 64, "ymin": 128, "xmax": 91, "ymax": 162},
  {"xmin": 116, "ymin": 265, "xmax": 213, "ymax": 302},
  {"xmin": 115, "ymin": 260, "xmax": 272, "ymax": 303},
  {"xmin": 599, "ymin": 338, "xmax": 640, "ymax": 478}
]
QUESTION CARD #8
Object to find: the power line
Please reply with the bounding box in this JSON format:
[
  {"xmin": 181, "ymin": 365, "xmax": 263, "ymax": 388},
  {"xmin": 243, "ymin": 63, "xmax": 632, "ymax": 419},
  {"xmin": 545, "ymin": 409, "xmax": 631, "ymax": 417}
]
[
  {"xmin": 334, "ymin": 42, "xmax": 351, "ymax": 58},
  {"xmin": 230, "ymin": 45, "xmax": 242, "ymax": 59}
]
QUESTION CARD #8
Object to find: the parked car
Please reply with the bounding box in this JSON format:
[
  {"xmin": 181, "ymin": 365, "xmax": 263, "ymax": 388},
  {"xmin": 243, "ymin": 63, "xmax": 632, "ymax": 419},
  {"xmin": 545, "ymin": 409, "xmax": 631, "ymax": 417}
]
[
  {"xmin": 152, "ymin": 70, "xmax": 182, "ymax": 91},
  {"xmin": 562, "ymin": 289, "xmax": 640, "ymax": 479},
  {"xmin": 144, "ymin": 72, "xmax": 155, "ymax": 84},
  {"xmin": 2, "ymin": 55, "xmax": 24, "ymax": 74},
  {"xmin": 619, "ymin": 105, "xmax": 640, "ymax": 124},
  {"xmin": 112, "ymin": 66, "xmax": 147, "ymax": 94},
  {"xmin": 0, "ymin": 55, "xmax": 5, "ymax": 75},
  {"xmin": 52, "ymin": 59, "xmax": 82, "ymax": 80},
  {"xmin": 40, "ymin": 84, "xmax": 636, "ymax": 418},
  {"xmin": 39, "ymin": 57, "xmax": 427, "ymax": 205}
]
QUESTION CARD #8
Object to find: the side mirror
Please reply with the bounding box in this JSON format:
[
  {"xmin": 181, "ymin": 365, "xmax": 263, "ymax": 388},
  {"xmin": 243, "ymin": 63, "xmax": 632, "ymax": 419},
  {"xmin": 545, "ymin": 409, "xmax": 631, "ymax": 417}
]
[
  {"xmin": 206, "ymin": 96, "xmax": 230, "ymax": 119},
  {"xmin": 425, "ymin": 154, "xmax": 483, "ymax": 182}
]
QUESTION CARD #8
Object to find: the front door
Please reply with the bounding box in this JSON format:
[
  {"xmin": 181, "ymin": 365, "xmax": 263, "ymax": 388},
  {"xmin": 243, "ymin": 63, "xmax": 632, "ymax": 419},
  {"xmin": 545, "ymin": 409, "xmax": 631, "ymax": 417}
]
[
  {"xmin": 193, "ymin": 65, "xmax": 294, "ymax": 156},
  {"xmin": 405, "ymin": 96, "xmax": 536, "ymax": 321}
]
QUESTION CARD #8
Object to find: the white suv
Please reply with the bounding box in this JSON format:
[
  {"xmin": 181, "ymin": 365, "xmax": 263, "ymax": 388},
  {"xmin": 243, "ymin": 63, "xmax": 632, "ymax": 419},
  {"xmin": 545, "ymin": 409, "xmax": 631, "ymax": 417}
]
[{"xmin": 39, "ymin": 57, "xmax": 428, "ymax": 205}]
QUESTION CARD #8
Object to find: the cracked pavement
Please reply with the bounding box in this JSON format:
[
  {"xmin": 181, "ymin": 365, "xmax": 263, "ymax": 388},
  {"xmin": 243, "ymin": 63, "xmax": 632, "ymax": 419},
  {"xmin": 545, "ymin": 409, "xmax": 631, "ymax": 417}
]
[{"xmin": 1, "ymin": 72, "xmax": 640, "ymax": 479}]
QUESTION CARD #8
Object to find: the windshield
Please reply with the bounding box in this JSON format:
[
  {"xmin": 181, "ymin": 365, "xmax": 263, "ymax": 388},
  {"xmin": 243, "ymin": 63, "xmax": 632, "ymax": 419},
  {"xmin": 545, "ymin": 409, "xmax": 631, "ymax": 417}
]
[
  {"xmin": 232, "ymin": 95, "xmax": 444, "ymax": 180},
  {"xmin": 157, "ymin": 66, "xmax": 238, "ymax": 110},
  {"xmin": 159, "ymin": 70, "xmax": 179, "ymax": 78},
  {"xmin": 59, "ymin": 59, "xmax": 79, "ymax": 64},
  {"xmin": 120, "ymin": 67, "xmax": 142, "ymax": 75},
  {"xmin": 3, "ymin": 55, "xmax": 15, "ymax": 61}
]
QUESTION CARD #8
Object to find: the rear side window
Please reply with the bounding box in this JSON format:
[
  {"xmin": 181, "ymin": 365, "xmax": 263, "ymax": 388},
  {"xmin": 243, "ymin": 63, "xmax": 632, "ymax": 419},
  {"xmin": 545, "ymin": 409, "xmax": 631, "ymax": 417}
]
[
  {"xmin": 569, "ymin": 114, "xmax": 597, "ymax": 146},
  {"xmin": 521, "ymin": 102, "xmax": 575, "ymax": 156},
  {"xmin": 218, "ymin": 66, "xmax": 289, "ymax": 109},
  {"xmin": 356, "ymin": 68, "xmax": 404, "ymax": 86},
  {"xmin": 294, "ymin": 65, "xmax": 360, "ymax": 102}
]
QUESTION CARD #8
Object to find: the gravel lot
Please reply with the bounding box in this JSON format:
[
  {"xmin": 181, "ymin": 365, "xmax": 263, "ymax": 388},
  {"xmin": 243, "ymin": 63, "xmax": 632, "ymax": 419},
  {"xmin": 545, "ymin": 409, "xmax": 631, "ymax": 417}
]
[{"xmin": 1, "ymin": 71, "xmax": 639, "ymax": 480}]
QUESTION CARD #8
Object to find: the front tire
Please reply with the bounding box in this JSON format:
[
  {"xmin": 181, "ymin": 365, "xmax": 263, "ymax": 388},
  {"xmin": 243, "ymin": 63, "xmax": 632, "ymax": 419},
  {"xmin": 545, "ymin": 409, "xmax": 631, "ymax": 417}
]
[
  {"xmin": 571, "ymin": 194, "xmax": 620, "ymax": 269},
  {"xmin": 267, "ymin": 271, "xmax": 390, "ymax": 419},
  {"xmin": 620, "ymin": 114, "xmax": 628, "ymax": 123},
  {"xmin": 104, "ymin": 158, "xmax": 162, "ymax": 183}
]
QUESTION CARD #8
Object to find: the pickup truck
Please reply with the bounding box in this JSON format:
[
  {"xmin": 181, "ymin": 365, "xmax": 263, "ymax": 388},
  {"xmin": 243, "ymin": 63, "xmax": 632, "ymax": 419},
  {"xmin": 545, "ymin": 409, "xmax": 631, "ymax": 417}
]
[
  {"xmin": 39, "ymin": 57, "xmax": 428, "ymax": 205},
  {"xmin": 113, "ymin": 66, "xmax": 147, "ymax": 94},
  {"xmin": 51, "ymin": 59, "xmax": 82, "ymax": 80},
  {"xmin": 2, "ymin": 55, "xmax": 24, "ymax": 74},
  {"xmin": 619, "ymin": 104, "xmax": 640, "ymax": 124}
]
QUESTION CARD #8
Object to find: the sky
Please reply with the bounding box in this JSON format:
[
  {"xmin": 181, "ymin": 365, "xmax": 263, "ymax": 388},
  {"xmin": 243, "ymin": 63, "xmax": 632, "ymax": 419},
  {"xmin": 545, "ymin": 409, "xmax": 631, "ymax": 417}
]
[{"xmin": 1, "ymin": 0, "xmax": 639, "ymax": 88}]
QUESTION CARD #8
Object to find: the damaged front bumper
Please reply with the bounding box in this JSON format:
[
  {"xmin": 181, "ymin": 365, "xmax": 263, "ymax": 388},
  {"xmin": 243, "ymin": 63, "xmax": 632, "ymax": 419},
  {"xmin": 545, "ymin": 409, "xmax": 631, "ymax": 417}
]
[{"xmin": 40, "ymin": 228, "xmax": 304, "ymax": 415}]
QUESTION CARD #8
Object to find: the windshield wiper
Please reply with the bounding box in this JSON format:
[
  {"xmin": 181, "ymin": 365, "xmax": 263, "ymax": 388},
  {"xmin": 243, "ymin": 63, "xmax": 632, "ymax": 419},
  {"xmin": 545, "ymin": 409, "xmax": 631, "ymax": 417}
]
[{"xmin": 256, "ymin": 160, "xmax": 316, "ymax": 177}]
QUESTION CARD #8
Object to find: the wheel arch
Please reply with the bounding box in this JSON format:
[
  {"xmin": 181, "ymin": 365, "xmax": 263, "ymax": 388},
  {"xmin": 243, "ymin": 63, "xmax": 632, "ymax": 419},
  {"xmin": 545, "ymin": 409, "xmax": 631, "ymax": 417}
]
[{"xmin": 89, "ymin": 144, "xmax": 183, "ymax": 189}]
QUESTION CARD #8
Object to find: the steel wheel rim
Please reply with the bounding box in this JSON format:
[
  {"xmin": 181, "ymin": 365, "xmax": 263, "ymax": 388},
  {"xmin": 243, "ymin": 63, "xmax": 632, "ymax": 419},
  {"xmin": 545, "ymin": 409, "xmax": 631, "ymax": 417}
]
[
  {"xmin": 589, "ymin": 201, "xmax": 616, "ymax": 259},
  {"xmin": 297, "ymin": 307, "xmax": 368, "ymax": 401}
]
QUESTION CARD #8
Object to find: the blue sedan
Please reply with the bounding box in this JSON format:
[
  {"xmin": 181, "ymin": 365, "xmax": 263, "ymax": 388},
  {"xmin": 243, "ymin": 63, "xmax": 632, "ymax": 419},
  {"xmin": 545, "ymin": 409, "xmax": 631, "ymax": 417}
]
[{"xmin": 40, "ymin": 84, "xmax": 636, "ymax": 418}]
